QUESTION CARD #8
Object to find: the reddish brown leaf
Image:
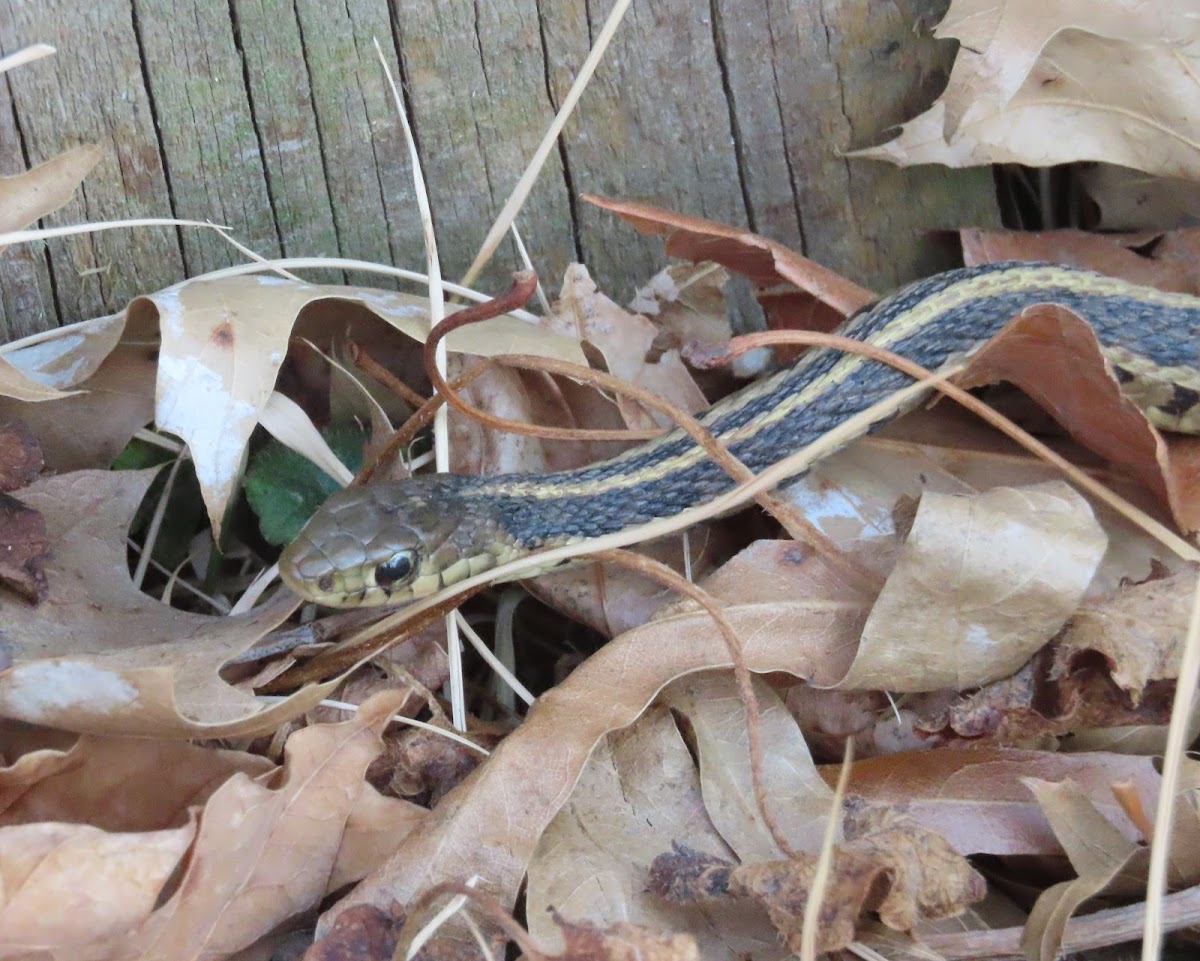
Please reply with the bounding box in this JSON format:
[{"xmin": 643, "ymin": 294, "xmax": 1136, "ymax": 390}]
[
  {"xmin": 954, "ymin": 302, "xmax": 1200, "ymax": 531},
  {"xmin": 0, "ymin": 422, "xmax": 42, "ymax": 492},
  {"xmin": 960, "ymin": 227, "xmax": 1200, "ymax": 294},
  {"xmin": 584, "ymin": 195, "xmax": 874, "ymax": 335},
  {"xmin": 0, "ymin": 491, "xmax": 48, "ymax": 603}
]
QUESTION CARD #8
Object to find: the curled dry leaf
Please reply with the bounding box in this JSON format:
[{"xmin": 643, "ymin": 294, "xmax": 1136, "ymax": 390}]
[
  {"xmin": 0, "ymin": 468, "xmax": 330, "ymax": 737},
  {"xmin": 960, "ymin": 227, "xmax": 1200, "ymax": 295},
  {"xmin": 839, "ymin": 481, "xmax": 1107, "ymax": 693},
  {"xmin": 1078, "ymin": 163, "xmax": 1200, "ymax": 231},
  {"xmin": 528, "ymin": 705, "xmax": 783, "ymax": 961},
  {"xmin": 1019, "ymin": 777, "xmax": 1148, "ymax": 961},
  {"xmin": 787, "ymin": 417, "xmax": 1180, "ymax": 596},
  {"xmin": 140, "ymin": 274, "xmax": 585, "ymax": 537},
  {"xmin": 0, "ymin": 307, "xmax": 151, "ymax": 474},
  {"xmin": 1057, "ymin": 567, "xmax": 1197, "ymax": 702},
  {"xmin": 650, "ymin": 806, "xmax": 984, "ymax": 954},
  {"xmin": 584, "ymin": 195, "xmax": 874, "ymax": 328},
  {"xmin": 0, "ymin": 143, "xmax": 103, "ymax": 236},
  {"xmin": 543, "ymin": 265, "xmax": 708, "ymax": 430},
  {"xmin": 851, "ymin": 1, "xmax": 1200, "ymax": 180},
  {"xmin": 830, "ymin": 747, "xmax": 1162, "ymax": 857},
  {"xmin": 954, "ymin": 302, "xmax": 1200, "ymax": 532}
]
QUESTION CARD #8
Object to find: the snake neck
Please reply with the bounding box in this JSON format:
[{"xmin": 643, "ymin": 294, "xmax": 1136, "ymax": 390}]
[{"xmin": 440, "ymin": 261, "xmax": 1200, "ymax": 548}]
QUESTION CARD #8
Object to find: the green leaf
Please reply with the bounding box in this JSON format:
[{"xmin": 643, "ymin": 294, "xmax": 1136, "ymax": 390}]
[{"xmin": 245, "ymin": 425, "xmax": 365, "ymax": 546}]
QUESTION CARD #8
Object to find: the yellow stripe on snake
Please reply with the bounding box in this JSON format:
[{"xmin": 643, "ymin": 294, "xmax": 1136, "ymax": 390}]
[{"xmin": 279, "ymin": 261, "xmax": 1200, "ymax": 607}]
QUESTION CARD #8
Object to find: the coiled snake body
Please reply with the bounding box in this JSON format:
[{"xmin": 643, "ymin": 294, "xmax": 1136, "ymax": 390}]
[{"xmin": 279, "ymin": 262, "xmax": 1200, "ymax": 607}]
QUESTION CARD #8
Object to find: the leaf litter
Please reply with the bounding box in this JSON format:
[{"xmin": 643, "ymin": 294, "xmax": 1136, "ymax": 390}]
[{"xmin": 3, "ymin": 10, "xmax": 1200, "ymax": 961}]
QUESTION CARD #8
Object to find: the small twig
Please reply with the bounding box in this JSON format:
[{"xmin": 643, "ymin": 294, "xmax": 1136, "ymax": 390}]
[
  {"xmin": 350, "ymin": 341, "xmax": 428, "ymax": 409},
  {"xmin": 923, "ymin": 884, "xmax": 1200, "ymax": 960}
]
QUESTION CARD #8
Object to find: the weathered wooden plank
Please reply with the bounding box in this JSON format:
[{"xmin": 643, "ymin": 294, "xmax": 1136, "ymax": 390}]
[
  {"xmin": 389, "ymin": 0, "xmax": 577, "ymax": 294},
  {"xmin": 0, "ymin": 75, "xmax": 59, "ymax": 340},
  {"xmin": 134, "ymin": 0, "xmax": 282, "ymax": 275},
  {"xmin": 292, "ymin": 0, "xmax": 418, "ymax": 287},
  {"xmin": 715, "ymin": 0, "xmax": 998, "ymax": 291},
  {"xmin": 228, "ymin": 0, "xmax": 341, "ymax": 283},
  {"xmin": 0, "ymin": 0, "xmax": 1000, "ymax": 338},
  {"xmin": 0, "ymin": 0, "xmax": 184, "ymax": 328},
  {"xmin": 541, "ymin": 0, "xmax": 750, "ymax": 300}
]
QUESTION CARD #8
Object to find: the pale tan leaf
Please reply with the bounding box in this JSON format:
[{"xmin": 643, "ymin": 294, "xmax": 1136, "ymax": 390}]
[
  {"xmin": 0, "ymin": 144, "xmax": 103, "ymax": 236},
  {"xmin": 784, "ymin": 421, "xmax": 1177, "ymax": 596},
  {"xmin": 1020, "ymin": 778, "xmax": 1144, "ymax": 961},
  {"xmin": 660, "ymin": 674, "xmax": 833, "ymax": 861},
  {"xmin": 839, "ymin": 482, "xmax": 1107, "ymax": 692},
  {"xmin": 1079, "ymin": 163, "xmax": 1200, "ymax": 231},
  {"xmin": 851, "ymin": 2, "xmax": 1200, "ymax": 180},
  {"xmin": 149, "ymin": 275, "xmax": 585, "ymax": 538},
  {"xmin": 0, "ymin": 821, "xmax": 194, "ymax": 953},
  {"xmin": 114, "ymin": 690, "xmax": 406, "ymax": 960},
  {"xmin": 528, "ymin": 706, "xmax": 783, "ymax": 961},
  {"xmin": 327, "ymin": 783, "xmax": 426, "ymax": 894},
  {"xmin": 0, "ymin": 732, "xmax": 272, "ymax": 828},
  {"xmin": 544, "ymin": 265, "xmax": 707, "ymax": 430},
  {"xmin": 0, "ymin": 469, "xmax": 334, "ymax": 737}
]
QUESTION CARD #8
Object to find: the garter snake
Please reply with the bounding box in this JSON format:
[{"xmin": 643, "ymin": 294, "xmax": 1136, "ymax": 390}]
[{"xmin": 279, "ymin": 261, "xmax": 1200, "ymax": 607}]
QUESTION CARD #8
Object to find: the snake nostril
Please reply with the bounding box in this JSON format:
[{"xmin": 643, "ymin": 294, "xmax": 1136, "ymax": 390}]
[{"xmin": 317, "ymin": 574, "xmax": 335, "ymax": 593}]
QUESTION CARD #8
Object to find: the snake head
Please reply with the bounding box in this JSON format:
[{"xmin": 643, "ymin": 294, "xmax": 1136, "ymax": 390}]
[{"xmin": 278, "ymin": 478, "xmax": 515, "ymax": 607}]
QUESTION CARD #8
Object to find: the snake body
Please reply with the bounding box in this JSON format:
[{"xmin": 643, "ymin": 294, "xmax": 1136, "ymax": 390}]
[{"xmin": 279, "ymin": 262, "xmax": 1200, "ymax": 607}]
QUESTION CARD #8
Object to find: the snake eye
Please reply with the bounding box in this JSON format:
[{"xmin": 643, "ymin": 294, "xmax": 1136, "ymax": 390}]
[{"xmin": 374, "ymin": 549, "xmax": 418, "ymax": 589}]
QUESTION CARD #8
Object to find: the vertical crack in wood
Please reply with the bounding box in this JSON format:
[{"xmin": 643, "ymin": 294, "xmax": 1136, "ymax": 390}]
[
  {"xmin": 226, "ymin": 0, "xmax": 287, "ymax": 256},
  {"xmin": 707, "ymin": 0, "xmax": 756, "ymax": 234},
  {"xmin": 763, "ymin": 2, "xmax": 808, "ymax": 255},
  {"xmin": 533, "ymin": 0, "xmax": 584, "ymax": 266},
  {"xmin": 292, "ymin": 0, "xmax": 348, "ymax": 283}
]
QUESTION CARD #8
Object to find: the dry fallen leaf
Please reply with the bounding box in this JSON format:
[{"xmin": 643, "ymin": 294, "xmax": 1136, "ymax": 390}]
[
  {"xmin": 960, "ymin": 227, "xmax": 1200, "ymax": 295},
  {"xmin": 528, "ymin": 705, "xmax": 783, "ymax": 961},
  {"xmin": 955, "ymin": 303, "xmax": 1200, "ymax": 532},
  {"xmin": 658, "ymin": 674, "xmax": 834, "ymax": 861},
  {"xmin": 1078, "ymin": 163, "xmax": 1200, "ymax": 231},
  {"xmin": 839, "ymin": 481, "xmax": 1106, "ymax": 693},
  {"xmin": 649, "ymin": 805, "xmax": 984, "ymax": 954},
  {"xmin": 1020, "ymin": 777, "xmax": 1147, "ymax": 961},
  {"xmin": 584, "ymin": 195, "xmax": 874, "ymax": 328},
  {"xmin": 0, "ymin": 468, "xmax": 321, "ymax": 736},
  {"xmin": 1058, "ymin": 567, "xmax": 1197, "ymax": 701},
  {"xmin": 544, "ymin": 266, "xmax": 708, "ymax": 430},
  {"xmin": 851, "ymin": 1, "xmax": 1200, "ymax": 179},
  {"xmin": 0, "ymin": 144, "xmax": 103, "ymax": 237}
]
